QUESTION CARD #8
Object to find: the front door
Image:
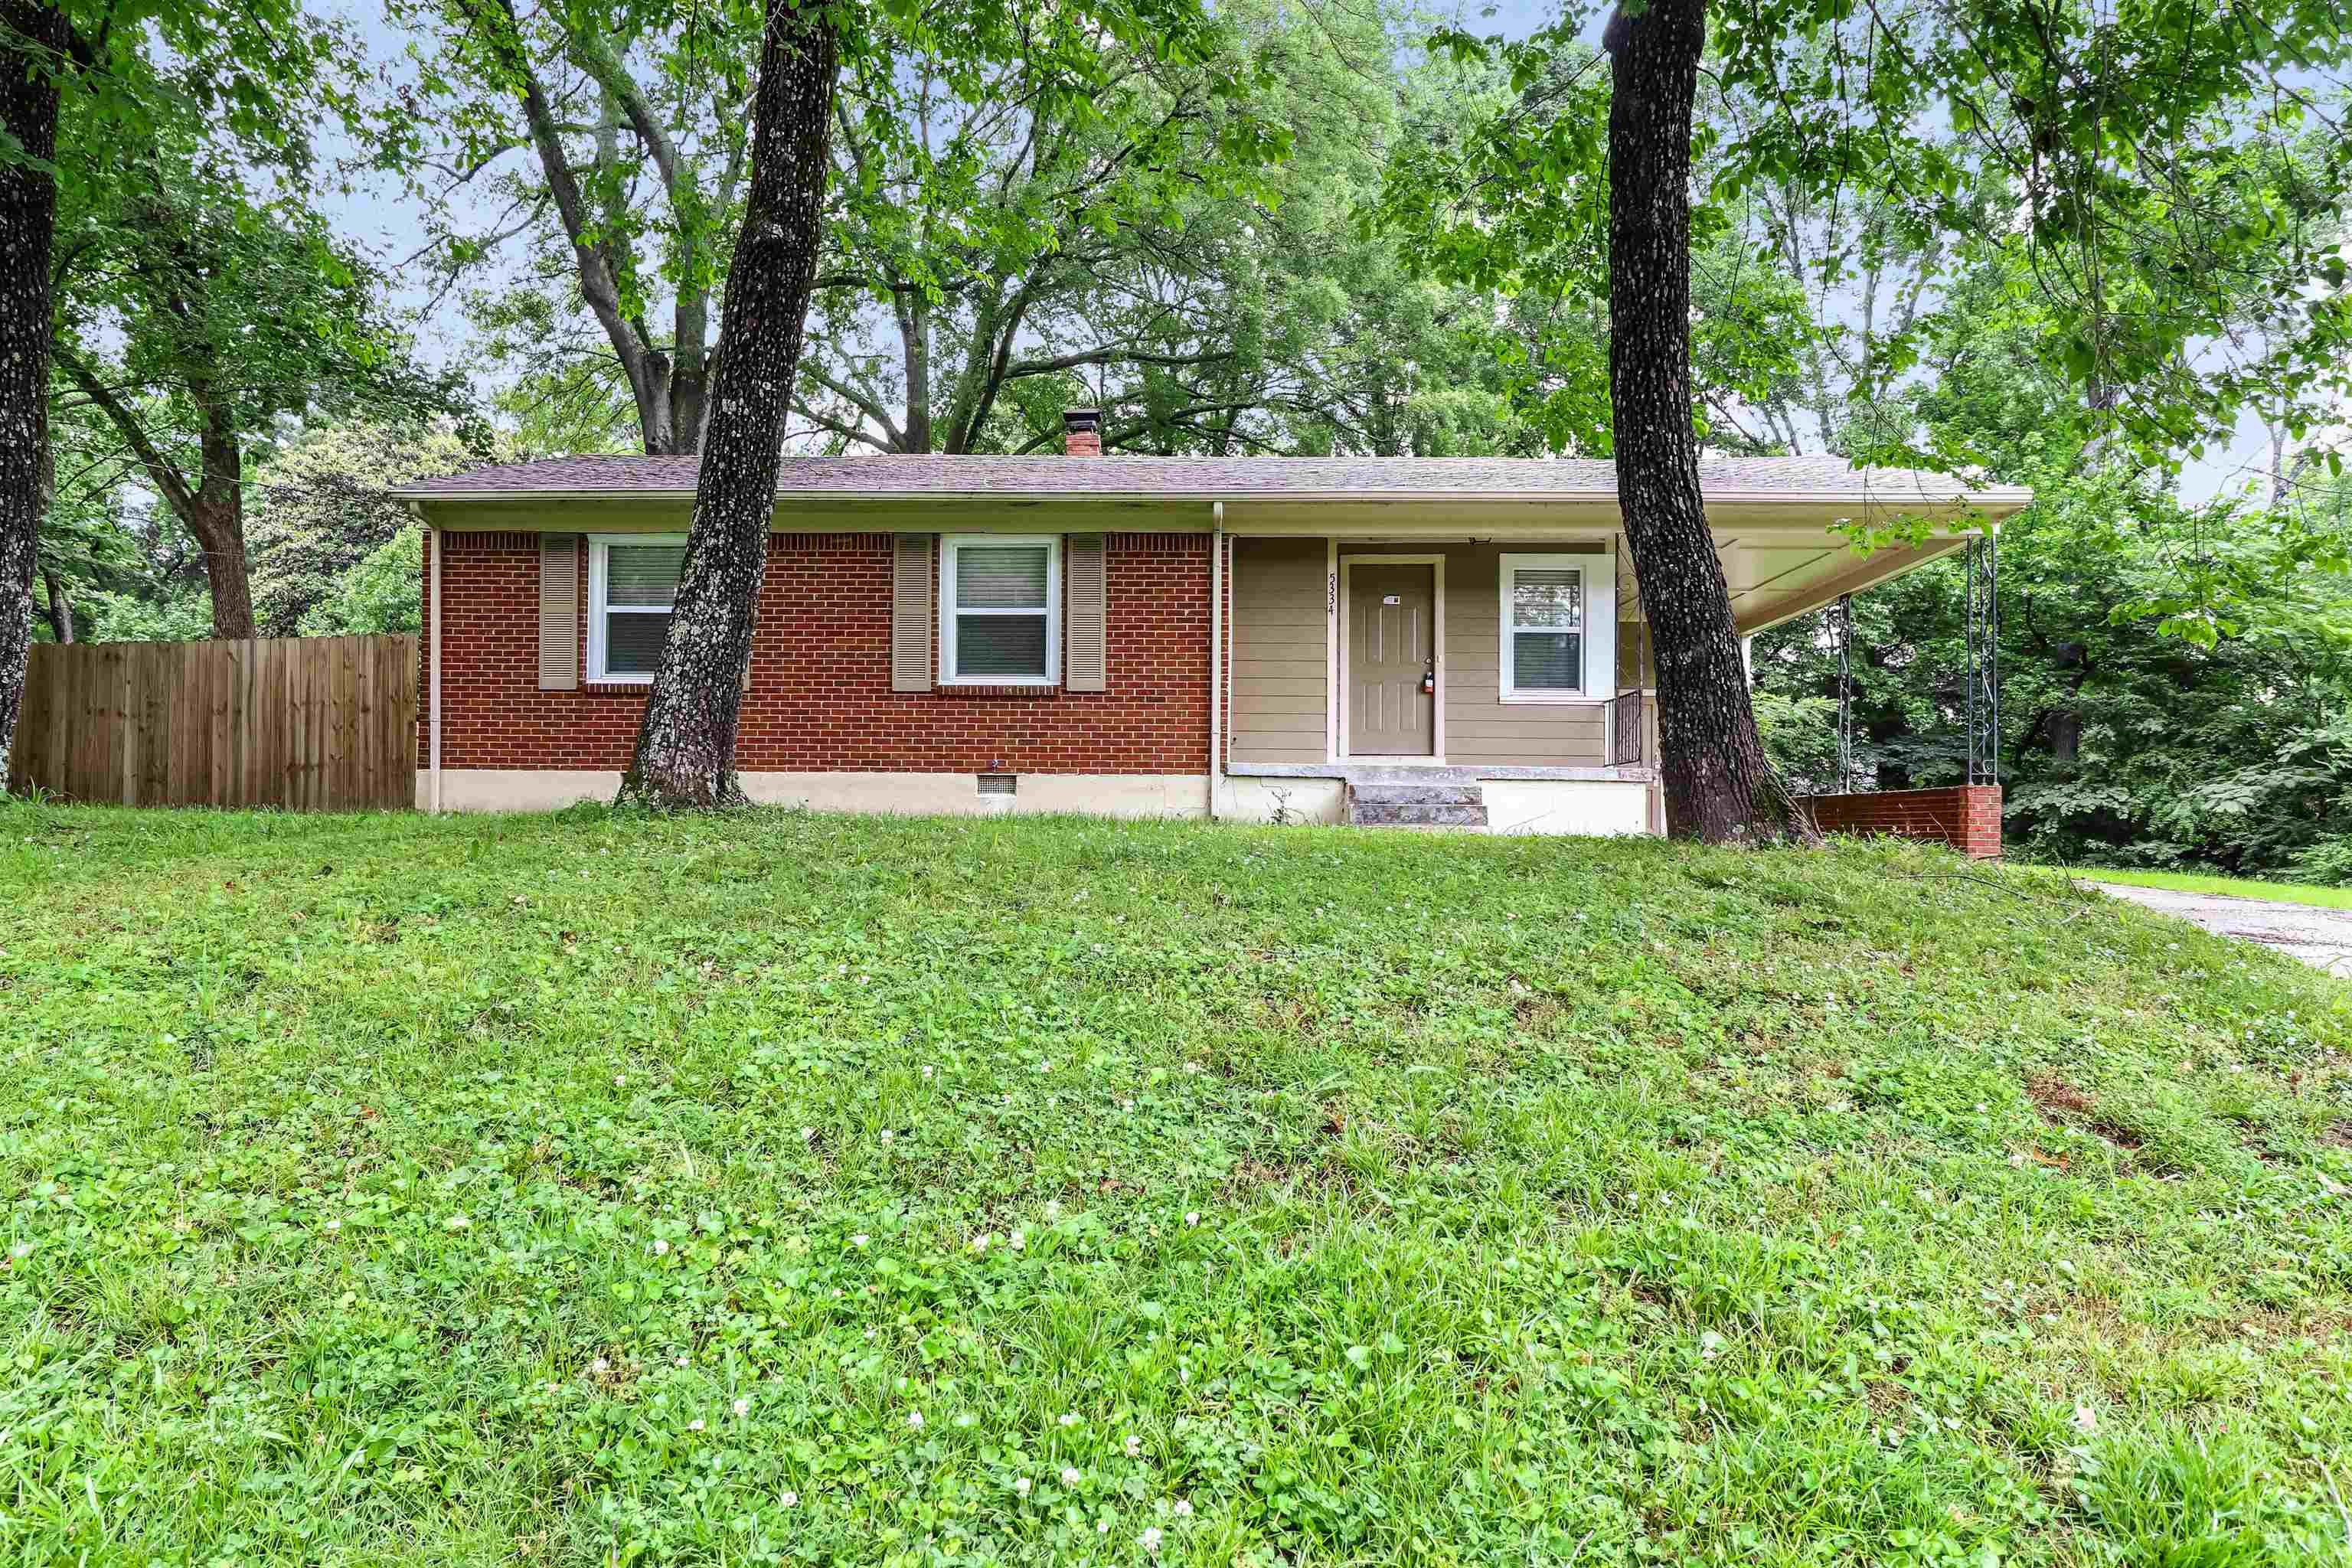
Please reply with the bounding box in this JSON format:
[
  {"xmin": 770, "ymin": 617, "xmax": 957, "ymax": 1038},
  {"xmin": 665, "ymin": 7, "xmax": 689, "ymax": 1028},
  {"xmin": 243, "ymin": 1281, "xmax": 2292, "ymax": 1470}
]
[{"xmin": 1348, "ymin": 563, "xmax": 1436, "ymax": 756}]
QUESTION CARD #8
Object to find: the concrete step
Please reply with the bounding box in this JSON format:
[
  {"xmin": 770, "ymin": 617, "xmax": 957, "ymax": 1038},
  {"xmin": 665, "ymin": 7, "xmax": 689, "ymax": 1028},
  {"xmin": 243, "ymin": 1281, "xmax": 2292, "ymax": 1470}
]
[
  {"xmin": 1347, "ymin": 782, "xmax": 1485, "ymax": 807},
  {"xmin": 1345, "ymin": 798, "xmax": 1490, "ymax": 828}
]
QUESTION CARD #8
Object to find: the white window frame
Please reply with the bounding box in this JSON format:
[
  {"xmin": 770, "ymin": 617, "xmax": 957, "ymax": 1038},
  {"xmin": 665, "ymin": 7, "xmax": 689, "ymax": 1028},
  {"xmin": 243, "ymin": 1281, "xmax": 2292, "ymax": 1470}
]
[
  {"xmin": 1498, "ymin": 553, "xmax": 1615, "ymax": 703},
  {"xmin": 939, "ymin": 533, "xmax": 1061, "ymax": 686},
  {"xmin": 586, "ymin": 534, "xmax": 686, "ymax": 684}
]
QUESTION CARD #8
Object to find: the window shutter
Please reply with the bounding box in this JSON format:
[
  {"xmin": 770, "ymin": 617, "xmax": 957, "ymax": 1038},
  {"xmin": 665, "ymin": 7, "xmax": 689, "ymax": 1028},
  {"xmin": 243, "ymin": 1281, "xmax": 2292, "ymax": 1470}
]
[
  {"xmin": 892, "ymin": 534, "xmax": 934, "ymax": 691},
  {"xmin": 1064, "ymin": 534, "xmax": 1106, "ymax": 691},
  {"xmin": 538, "ymin": 534, "xmax": 580, "ymax": 690}
]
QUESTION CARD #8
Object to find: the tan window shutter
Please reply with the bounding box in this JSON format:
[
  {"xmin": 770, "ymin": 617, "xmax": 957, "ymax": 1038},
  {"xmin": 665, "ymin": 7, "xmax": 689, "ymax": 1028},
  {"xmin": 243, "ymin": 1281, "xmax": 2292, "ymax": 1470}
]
[
  {"xmin": 1065, "ymin": 534, "xmax": 1106, "ymax": 691},
  {"xmin": 538, "ymin": 534, "xmax": 580, "ymax": 690},
  {"xmin": 892, "ymin": 534, "xmax": 934, "ymax": 691}
]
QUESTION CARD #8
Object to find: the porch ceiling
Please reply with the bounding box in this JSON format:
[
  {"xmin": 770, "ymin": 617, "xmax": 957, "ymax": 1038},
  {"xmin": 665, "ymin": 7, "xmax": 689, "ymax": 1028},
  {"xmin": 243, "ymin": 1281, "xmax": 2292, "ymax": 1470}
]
[{"xmin": 1707, "ymin": 534, "xmax": 1971, "ymax": 636}]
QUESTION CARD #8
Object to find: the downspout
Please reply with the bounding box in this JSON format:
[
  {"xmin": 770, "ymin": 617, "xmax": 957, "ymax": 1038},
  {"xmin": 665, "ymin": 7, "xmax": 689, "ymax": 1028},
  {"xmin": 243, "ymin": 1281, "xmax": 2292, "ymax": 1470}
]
[
  {"xmin": 1207, "ymin": 501, "xmax": 1223, "ymax": 820},
  {"xmin": 427, "ymin": 515, "xmax": 443, "ymax": 813}
]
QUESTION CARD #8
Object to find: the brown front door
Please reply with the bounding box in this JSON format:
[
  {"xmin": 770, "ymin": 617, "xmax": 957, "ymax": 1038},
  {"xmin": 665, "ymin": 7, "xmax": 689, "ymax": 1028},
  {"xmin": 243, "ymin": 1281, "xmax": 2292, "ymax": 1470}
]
[{"xmin": 1348, "ymin": 563, "xmax": 1436, "ymax": 756}]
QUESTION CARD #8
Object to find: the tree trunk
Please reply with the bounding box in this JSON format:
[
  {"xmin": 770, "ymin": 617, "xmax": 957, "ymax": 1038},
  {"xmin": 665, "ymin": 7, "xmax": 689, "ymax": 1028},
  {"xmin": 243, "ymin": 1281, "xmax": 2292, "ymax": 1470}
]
[
  {"xmin": 42, "ymin": 568, "xmax": 72, "ymax": 642},
  {"xmin": 0, "ymin": 0, "xmax": 61, "ymax": 786},
  {"xmin": 899, "ymin": 290, "xmax": 932, "ymax": 453},
  {"xmin": 1603, "ymin": 0, "xmax": 1815, "ymax": 844},
  {"xmin": 191, "ymin": 401, "xmax": 254, "ymax": 638},
  {"xmin": 618, "ymin": 0, "xmax": 840, "ymax": 808},
  {"xmin": 188, "ymin": 500, "xmax": 257, "ymax": 639}
]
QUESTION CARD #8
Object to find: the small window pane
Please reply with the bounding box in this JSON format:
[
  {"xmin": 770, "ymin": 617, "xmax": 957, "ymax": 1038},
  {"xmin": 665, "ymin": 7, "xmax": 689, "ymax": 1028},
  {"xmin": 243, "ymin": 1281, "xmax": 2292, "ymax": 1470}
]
[
  {"xmin": 957, "ymin": 613, "xmax": 1047, "ymax": 677},
  {"xmin": 956, "ymin": 545, "xmax": 1050, "ymax": 609},
  {"xmin": 605, "ymin": 611, "xmax": 670, "ymax": 674},
  {"xmin": 608, "ymin": 544, "xmax": 686, "ymax": 607},
  {"xmin": 1511, "ymin": 568, "xmax": 1582, "ymax": 629},
  {"xmin": 1514, "ymin": 631, "xmax": 1582, "ymax": 691}
]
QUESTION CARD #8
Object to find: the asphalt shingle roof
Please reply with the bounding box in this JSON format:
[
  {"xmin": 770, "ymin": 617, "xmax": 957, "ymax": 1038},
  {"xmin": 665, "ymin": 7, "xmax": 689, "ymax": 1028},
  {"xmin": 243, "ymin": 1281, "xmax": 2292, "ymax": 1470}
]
[{"xmin": 399, "ymin": 453, "xmax": 2030, "ymax": 505}]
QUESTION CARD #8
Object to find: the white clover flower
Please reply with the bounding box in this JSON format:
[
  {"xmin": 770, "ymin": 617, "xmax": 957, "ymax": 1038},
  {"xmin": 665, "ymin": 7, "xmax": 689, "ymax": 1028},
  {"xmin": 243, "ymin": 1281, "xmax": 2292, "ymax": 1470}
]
[
  {"xmin": 801, "ymin": 1126, "xmax": 815, "ymax": 1142},
  {"xmin": 1124, "ymin": 1434, "xmax": 1142, "ymax": 1459},
  {"xmin": 1014, "ymin": 1476, "xmax": 1032, "ymax": 1497},
  {"xmin": 1008, "ymin": 1231, "xmax": 1025, "ymax": 1251},
  {"xmin": 443, "ymin": 1214, "xmax": 470, "ymax": 1231},
  {"xmin": 971, "ymin": 1233, "xmax": 990, "ymax": 1252},
  {"xmin": 614, "ymin": 1074, "xmax": 626, "ymax": 1086},
  {"xmin": 780, "ymin": 1490, "xmax": 799, "ymax": 1508},
  {"xmin": 1058, "ymin": 1413, "xmax": 1079, "ymax": 1428},
  {"xmin": 1097, "ymin": 1520, "xmax": 1111, "ymax": 1535},
  {"xmin": 1061, "ymin": 1466, "xmax": 1081, "ymax": 1487},
  {"xmin": 652, "ymin": 1238, "xmax": 671, "ymax": 1255},
  {"xmin": 906, "ymin": 1410, "xmax": 925, "ymax": 1430},
  {"xmin": 879, "ymin": 1129, "xmax": 895, "ymax": 1145},
  {"xmin": 1044, "ymin": 1200, "xmax": 1062, "ymax": 1220},
  {"xmin": 1141, "ymin": 1527, "xmax": 1163, "ymax": 1554},
  {"xmin": 1184, "ymin": 1211, "xmax": 1199, "ymax": 1227},
  {"xmin": 675, "ymin": 1355, "xmax": 689, "ymax": 1367},
  {"xmin": 323, "ymin": 1219, "xmax": 341, "ymax": 1233},
  {"xmin": 922, "ymin": 1065, "xmax": 935, "ymax": 1081},
  {"xmin": 688, "ymin": 1419, "xmax": 706, "ymax": 1432},
  {"xmin": 733, "ymin": 1398, "xmax": 751, "ymax": 1416},
  {"xmin": 2073, "ymin": 1403, "xmax": 2097, "ymax": 1435},
  {"xmin": 590, "ymin": 1357, "xmax": 610, "ymax": 1374},
  {"xmin": 852, "ymin": 1234, "xmax": 869, "ymax": 1249},
  {"xmin": 1173, "ymin": 1498, "xmax": 1192, "ymax": 1518}
]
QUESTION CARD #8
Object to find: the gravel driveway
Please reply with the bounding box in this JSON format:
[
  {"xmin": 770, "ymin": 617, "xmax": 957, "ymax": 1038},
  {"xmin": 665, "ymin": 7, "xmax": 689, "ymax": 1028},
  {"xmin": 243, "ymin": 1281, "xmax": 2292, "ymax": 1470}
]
[{"xmin": 2083, "ymin": 880, "xmax": 2352, "ymax": 975}]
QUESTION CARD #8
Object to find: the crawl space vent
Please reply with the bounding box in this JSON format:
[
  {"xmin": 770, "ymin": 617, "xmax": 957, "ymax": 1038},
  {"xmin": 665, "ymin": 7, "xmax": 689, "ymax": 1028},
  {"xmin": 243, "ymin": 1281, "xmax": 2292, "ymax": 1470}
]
[{"xmin": 977, "ymin": 773, "xmax": 1018, "ymax": 796}]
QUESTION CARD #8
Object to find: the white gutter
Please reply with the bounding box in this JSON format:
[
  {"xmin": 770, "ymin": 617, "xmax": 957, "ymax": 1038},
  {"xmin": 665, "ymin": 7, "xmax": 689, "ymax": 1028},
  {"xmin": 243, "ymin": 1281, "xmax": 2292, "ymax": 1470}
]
[
  {"xmin": 1207, "ymin": 501, "xmax": 1223, "ymax": 821},
  {"xmin": 399, "ymin": 485, "xmax": 2035, "ymax": 511},
  {"xmin": 428, "ymin": 521, "xmax": 443, "ymax": 813}
]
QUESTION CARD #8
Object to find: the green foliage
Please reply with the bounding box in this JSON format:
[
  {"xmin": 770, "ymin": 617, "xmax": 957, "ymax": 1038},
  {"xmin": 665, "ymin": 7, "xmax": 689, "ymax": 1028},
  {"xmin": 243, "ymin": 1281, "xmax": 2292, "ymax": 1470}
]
[
  {"xmin": 1756, "ymin": 248, "xmax": 2352, "ymax": 879},
  {"xmin": 248, "ymin": 424, "xmax": 484, "ymax": 637},
  {"xmin": 77, "ymin": 586, "xmax": 214, "ymax": 643},
  {"xmin": 0, "ymin": 806, "xmax": 2347, "ymax": 1564},
  {"xmin": 296, "ymin": 524, "xmax": 426, "ymax": 637}
]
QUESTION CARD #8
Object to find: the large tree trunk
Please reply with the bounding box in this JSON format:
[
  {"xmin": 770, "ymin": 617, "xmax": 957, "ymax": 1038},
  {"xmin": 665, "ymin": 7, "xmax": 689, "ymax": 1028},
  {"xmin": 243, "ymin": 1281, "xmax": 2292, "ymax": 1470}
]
[
  {"xmin": 188, "ymin": 501, "xmax": 256, "ymax": 639},
  {"xmin": 1603, "ymin": 0, "xmax": 1815, "ymax": 844},
  {"xmin": 188, "ymin": 407, "xmax": 254, "ymax": 639},
  {"xmin": 0, "ymin": 0, "xmax": 61, "ymax": 786},
  {"xmin": 618, "ymin": 0, "xmax": 840, "ymax": 808}
]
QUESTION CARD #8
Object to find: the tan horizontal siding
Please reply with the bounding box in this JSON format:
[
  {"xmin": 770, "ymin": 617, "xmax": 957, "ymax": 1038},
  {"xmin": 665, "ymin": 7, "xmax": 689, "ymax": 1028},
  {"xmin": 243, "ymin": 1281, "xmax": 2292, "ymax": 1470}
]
[
  {"xmin": 1231, "ymin": 539, "xmax": 1328, "ymax": 765},
  {"xmin": 1340, "ymin": 540, "xmax": 1611, "ymax": 769}
]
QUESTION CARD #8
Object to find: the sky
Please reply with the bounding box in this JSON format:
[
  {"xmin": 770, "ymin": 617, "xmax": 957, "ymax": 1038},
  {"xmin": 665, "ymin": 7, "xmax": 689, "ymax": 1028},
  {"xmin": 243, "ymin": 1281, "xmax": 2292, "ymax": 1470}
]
[{"xmin": 312, "ymin": 0, "xmax": 2282, "ymax": 505}]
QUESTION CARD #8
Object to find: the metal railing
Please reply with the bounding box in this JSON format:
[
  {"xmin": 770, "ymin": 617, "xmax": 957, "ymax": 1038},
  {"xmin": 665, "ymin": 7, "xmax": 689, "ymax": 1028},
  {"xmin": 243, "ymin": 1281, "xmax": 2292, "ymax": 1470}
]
[{"xmin": 1609, "ymin": 689, "xmax": 1648, "ymax": 767}]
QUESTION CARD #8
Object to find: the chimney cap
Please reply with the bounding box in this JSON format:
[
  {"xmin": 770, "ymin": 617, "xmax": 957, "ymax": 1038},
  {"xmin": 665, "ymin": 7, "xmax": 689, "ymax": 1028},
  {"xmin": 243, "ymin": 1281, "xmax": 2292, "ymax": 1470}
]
[{"xmin": 1062, "ymin": 407, "xmax": 1102, "ymax": 433}]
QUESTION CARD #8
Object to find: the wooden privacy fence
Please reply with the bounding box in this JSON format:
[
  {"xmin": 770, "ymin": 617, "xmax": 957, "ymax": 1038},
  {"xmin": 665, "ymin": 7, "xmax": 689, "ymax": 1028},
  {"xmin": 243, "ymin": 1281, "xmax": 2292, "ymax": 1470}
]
[{"xmin": 8, "ymin": 635, "xmax": 417, "ymax": 810}]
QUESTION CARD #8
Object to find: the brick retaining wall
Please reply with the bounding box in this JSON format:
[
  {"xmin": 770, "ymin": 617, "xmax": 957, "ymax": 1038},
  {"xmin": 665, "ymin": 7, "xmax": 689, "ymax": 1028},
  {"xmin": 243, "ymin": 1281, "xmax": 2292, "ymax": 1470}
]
[{"xmin": 1798, "ymin": 786, "xmax": 2002, "ymax": 858}]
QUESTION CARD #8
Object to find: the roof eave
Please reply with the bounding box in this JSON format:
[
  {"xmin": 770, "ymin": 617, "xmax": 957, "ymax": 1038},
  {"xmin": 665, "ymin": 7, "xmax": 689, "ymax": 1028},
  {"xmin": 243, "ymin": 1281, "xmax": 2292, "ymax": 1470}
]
[{"xmin": 401, "ymin": 485, "xmax": 2036, "ymax": 511}]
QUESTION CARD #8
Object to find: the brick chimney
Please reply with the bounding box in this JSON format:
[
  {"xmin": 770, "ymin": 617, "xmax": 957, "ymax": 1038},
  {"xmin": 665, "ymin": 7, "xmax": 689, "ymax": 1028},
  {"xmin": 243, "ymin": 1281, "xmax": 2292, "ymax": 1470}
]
[{"xmin": 1063, "ymin": 407, "xmax": 1102, "ymax": 457}]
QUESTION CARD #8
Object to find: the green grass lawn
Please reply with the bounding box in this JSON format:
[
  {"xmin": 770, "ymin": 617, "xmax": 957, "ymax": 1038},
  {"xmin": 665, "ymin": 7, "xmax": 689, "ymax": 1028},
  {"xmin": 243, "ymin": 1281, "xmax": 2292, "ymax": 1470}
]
[
  {"xmin": 4, "ymin": 802, "xmax": 2350, "ymax": 1566},
  {"xmin": 2064, "ymin": 865, "xmax": 2352, "ymax": 911}
]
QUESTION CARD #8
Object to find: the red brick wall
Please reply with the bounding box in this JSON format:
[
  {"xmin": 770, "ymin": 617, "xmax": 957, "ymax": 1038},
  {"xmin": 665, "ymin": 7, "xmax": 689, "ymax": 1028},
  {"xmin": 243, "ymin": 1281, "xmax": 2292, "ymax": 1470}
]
[
  {"xmin": 1798, "ymin": 786, "xmax": 2003, "ymax": 859},
  {"xmin": 419, "ymin": 531, "xmax": 1212, "ymax": 773}
]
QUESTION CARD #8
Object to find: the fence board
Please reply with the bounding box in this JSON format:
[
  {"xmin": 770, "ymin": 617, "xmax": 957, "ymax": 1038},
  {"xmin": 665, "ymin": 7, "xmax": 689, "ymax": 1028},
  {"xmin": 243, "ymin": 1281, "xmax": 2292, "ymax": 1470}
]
[{"xmin": 8, "ymin": 635, "xmax": 419, "ymax": 811}]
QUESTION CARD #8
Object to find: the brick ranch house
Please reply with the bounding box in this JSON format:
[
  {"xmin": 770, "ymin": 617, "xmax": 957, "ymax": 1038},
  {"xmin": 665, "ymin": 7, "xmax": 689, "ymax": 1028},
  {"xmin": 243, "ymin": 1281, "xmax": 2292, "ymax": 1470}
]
[{"xmin": 400, "ymin": 410, "xmax": 2028, "ymax": 841}]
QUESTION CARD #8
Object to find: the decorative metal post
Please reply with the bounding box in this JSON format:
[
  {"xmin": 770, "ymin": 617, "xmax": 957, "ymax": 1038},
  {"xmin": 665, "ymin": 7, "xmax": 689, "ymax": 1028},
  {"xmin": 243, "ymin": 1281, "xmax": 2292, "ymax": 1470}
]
[
  {"xmin": 1834, "ymin": 592, "xmax": 1855, "ymax": 793},
  {"xmin": 1965, "ymin": 532, "xmax": 2000, "ymax": 786}
]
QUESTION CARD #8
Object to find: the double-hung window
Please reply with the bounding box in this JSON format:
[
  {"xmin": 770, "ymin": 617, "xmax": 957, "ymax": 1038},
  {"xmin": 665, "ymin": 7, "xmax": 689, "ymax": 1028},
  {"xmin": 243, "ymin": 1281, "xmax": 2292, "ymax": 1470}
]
[
  {"xmin": 1500, "ymin": 554, "xmax": 1608, "ymax": 701},
  {"xmin": 588, "ymin": 536, "xmax": 687, "ymax": 681},
  {"xmin": 940, "ymin": 534, "xmax": 1060, "ymax": 684}
]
